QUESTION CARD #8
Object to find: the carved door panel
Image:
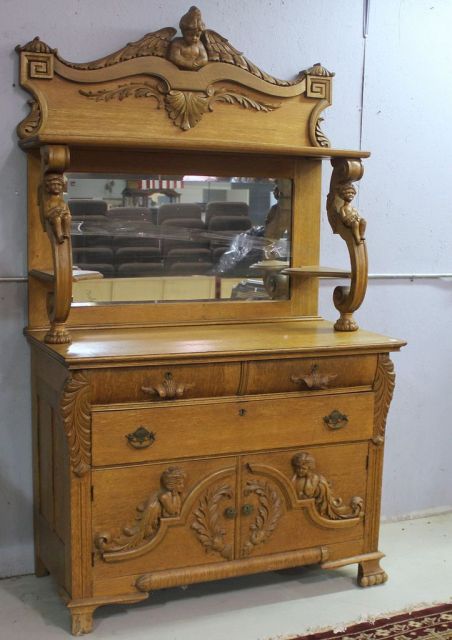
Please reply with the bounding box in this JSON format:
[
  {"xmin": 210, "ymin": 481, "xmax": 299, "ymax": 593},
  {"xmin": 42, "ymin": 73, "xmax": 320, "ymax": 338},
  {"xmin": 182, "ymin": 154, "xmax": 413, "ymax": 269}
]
[
  {"xmin": 238, "ymin": 443, "xmax": 368, "ymax": 559},
  {"xmin": 92, "ymin": 457, "xmax": 237, "ymax": 591}
]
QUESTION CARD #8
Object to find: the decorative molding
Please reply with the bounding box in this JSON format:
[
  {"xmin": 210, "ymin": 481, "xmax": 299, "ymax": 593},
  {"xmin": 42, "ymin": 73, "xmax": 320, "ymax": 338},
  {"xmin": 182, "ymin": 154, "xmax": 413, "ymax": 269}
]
[
  {"xmin": 17, "ymin": 36, "xmax": 55, "ymax": 54},
  {"xmin": 95, "ymin": 466, "xmax": 186, "ymax": 554},
  {"xmin": 314, "ymin": 117, "xmax": 330, "ymax": 148},
  {"xmin": 60, "ymin": 6, "xmax": 293, "ymax": 87},
  {"xmin": 241, "ymin": 480, "xmax": 282, "ymax": 556},
  {"xmin": 302, "ymin": 62, "xmax": 335, "ymax": 78},
  {"xmin": 141, "ymin": 371, "xmax": 195, "ymax": 399},
  {"xmin": 291, "ymin": 452, "xmax": 364, "ymax": 520},
  {"xmin": 326, "ymin": 158, "xmax": 368, "ymax": 331},
  {"xmin": 191, "ymin": 483, "xmax": 233, "ymax": 560},
  {"xmin": 25, "ymin": 52, "xmax": 54, "ymax": 79},
  {"xmin": 80, "ymin": 83, "xmax": 280, "ymax": 131},
  {"xmin": 291, "ymin": 364, "xmax": 337, "ymax": 390},
  {"xmin": 61, "ymin": 372, "xmax": 91, "ymax": 477},
  {"xmin": 17, "ymin": 99, "xmax": 42, "ymax": 139},
  {"xmin": 372, "ymin": 354, "xmax": 395, "ymax": 445}
]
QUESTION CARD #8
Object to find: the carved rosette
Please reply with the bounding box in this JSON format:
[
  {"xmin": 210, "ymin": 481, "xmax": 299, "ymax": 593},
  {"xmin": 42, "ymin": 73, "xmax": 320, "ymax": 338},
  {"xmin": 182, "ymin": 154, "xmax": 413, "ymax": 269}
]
[
  {"xmin": 241, "ymin": 480, "xmax": 282, "ymax": 557},
  {"xmin": 80, "ymin": 83, "xmax": 280, "ymax": 131},
  {"xmin": 291, "ymin": 452, "xmax": 364, "ymax": 521},
  {"xmin": 61, "ymin": 372, "xmax": 91, "ymax": 477},
  {"xmin": 372, "ymin": 354, "xmax": 395, "ymax": 445},
  {"xmin": 326, "ymin": 158, "xmax": 368, "ymax": 331},
  {"xmin": 95, "ymin": 466, "xmax": 186, "ymax": 555},
  {"xmin": 191, "ymin": 483, "xmax": 233, "ymax": 560}
]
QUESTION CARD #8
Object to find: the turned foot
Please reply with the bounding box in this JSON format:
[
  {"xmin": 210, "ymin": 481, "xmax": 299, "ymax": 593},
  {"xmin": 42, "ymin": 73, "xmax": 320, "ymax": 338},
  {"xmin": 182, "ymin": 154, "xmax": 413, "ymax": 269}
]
[
  {"xmin": 70, "ymin": 607, "xmax": 96, "ymax": 636},
  {"xmin": 358, "ymin": 558, "xmax": 388, "ymax": 587}
]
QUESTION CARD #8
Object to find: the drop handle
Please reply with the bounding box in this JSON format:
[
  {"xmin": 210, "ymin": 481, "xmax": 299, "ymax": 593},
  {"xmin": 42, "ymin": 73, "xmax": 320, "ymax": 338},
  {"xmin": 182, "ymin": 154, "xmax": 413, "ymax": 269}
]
[
  {"xmin": 224, "ymin": 507, "xmax": 237, "ymax": 519},
  {"xmin": 323, "ymin": 410, "xmax": 348, "ymax": 430},
  {"xmin": 126, "ymin": 426, "xmax": 156, "ymax": 449}
]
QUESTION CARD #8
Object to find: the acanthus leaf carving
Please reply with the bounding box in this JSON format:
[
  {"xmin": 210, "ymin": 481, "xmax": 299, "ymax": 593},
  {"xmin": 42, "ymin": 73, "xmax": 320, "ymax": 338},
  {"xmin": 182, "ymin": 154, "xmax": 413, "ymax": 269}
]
[
  {"xmin": 141, "ymin": 371, "xmax": 194, "ymax": 400},
  {"xmin": 291, "ymin": 452, "xmax": 364, "ymax": 521},
  {"xmin": 301, "ymin": 62, "xmax": 335, "ymax": 78},
  {"xmin": 95, "ymin": 466, "xmax": 187, "ymax": 554},
  {"xmin": 61, "ymin": 372, "xmax": 91, "ymax": 477},
  {"xmin": 372, "ymin": 354, "xmax": 395, "ymax": 445},
  {"xmin": 80, "ymin": 83, "xmax": 280, "ymax": 131},
  {"xmin": 17, "ymin": 99, "xmax": 42, "ymax": 139},
  {"xmin": 241, "ymin": 479, "xmax": 282, "ymax": 557},
  {"xmin": 314, "ymin": 117, "xmax": 331, "ymax": 148},
  {"xmin": 191, "ymin": 483, "xmax": 233, "ymax": 560}
]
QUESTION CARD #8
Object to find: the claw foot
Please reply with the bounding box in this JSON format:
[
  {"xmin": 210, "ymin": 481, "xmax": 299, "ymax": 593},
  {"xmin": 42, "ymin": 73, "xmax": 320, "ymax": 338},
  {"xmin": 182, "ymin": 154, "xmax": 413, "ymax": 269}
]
[{"xmin": 358, "ymin": 558, "xmax": 388, "ymax": 587}]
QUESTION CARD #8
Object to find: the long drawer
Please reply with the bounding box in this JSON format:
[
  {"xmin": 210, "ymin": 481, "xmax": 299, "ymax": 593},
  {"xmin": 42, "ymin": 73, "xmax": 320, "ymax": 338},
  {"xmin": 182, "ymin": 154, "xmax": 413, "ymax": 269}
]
[{"xmin": 91, "ymin": 391, "xmax": 374, "ymax": 466}]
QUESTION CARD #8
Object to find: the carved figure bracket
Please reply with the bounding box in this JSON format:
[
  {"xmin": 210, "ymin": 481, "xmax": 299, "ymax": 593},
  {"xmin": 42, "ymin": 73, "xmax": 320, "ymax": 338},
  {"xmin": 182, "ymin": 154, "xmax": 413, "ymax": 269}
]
[
  {"xmin": 326, "ymin": 158, "xmax": 368, "ymax": 331},
  {"xmin": 38, "ymin": 145, "xmax": 72, "ymax": 344}
]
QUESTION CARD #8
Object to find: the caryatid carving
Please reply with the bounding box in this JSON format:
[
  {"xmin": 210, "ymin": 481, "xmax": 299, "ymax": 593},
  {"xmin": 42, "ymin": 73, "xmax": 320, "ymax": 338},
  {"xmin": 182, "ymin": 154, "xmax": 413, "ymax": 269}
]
[
  {"xmin": 95, "ymin": 466, "xmax": 187, "ymax": 554},
  {"xmin": 39, "ymin": 145, "xmax": 73, "ymax": 344},
  {"xmin": 326, "ymin": 158, "xmax": 368, "ymax": 331},
  {"xmin": 291, "ymin": 452, "xmax": 364, "ymax": 521},
  {"xmin": 42, "ymin": 173, "xmax": 72, "ymax": 244}
]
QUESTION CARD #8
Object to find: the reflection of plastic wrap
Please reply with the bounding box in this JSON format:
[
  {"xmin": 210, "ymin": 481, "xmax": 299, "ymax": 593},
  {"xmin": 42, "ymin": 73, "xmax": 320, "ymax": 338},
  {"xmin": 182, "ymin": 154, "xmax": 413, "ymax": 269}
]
[{"xmin": 215, "ymin": 227, "xmax": 289, "ymax": 276}]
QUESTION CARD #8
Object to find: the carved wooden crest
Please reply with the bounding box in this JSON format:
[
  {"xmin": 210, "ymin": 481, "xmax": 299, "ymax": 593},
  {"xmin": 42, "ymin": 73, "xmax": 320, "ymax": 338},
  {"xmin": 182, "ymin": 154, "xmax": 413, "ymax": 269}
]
[{"xmin": 16, "ymin": 7, "xmax": 334, "ymax": 149}]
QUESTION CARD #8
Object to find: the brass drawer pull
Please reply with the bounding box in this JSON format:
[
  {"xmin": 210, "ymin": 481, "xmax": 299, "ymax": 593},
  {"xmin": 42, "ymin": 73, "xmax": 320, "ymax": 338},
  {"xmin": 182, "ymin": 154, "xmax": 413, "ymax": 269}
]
[
  {"xmin": 323, "ymin": 410, "xmax": 348, "ymax": 430},
  {"xmin": 224, "ymin": 507, "xmax": 237, "ymax": 519},
  {"xmin": 141, "ymin": 372, "xmax": 194, "ymax": 400},
  {"xmin": 126, "ymin": 426, "xmax": 156, "ymax": 449},
  {"xmin": 241, "ymin": 503, "xmax": 254, "ymax": 516},
  {"xmin": 291, "ymin": 365, "xmax": 337, "ymax": 390}
]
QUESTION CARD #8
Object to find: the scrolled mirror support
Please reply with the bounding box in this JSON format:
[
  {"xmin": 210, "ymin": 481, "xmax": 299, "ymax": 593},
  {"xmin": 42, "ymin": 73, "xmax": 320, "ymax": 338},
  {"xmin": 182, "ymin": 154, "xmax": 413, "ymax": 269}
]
[
  {"xmin": 326, "ymin": 158, "xmax": 368, "ymax": 331},
  {"xmin": 39, "ymin": 145, "xmax": 73, "ymax": 344}
]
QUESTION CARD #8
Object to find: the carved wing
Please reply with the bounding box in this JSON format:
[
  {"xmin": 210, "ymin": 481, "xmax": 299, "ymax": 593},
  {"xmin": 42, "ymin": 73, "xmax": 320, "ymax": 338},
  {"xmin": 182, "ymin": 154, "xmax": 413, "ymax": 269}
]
[
  {"xmin": 61, "ymin": 27, "xmax": 177, "ymax": 70},
  {"xmin": 203, "ymin": 29, "xmax": 293, "ymax": 87}
]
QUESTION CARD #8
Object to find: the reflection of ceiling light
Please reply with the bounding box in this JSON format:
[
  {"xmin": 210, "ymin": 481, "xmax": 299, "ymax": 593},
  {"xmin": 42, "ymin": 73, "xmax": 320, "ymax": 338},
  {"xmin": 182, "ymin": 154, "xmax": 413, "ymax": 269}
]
[{"xmin": 183, "ymin": 176, "xmax": 219, "ymax": 181}]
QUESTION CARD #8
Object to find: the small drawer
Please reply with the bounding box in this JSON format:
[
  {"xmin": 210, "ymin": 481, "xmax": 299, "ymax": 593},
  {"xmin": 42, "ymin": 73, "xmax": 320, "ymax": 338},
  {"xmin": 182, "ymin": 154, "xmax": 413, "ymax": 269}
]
[
  {"xmin": 91, "ymin": 391, "xmax": 374, "ymax": 466},
  {"xmin": 245, "ymin": 355, "xmax": 377, "ymax": 395},
  {"xmin": 88, "ymin": 362, "xmax": 241, "ymax": 404}
]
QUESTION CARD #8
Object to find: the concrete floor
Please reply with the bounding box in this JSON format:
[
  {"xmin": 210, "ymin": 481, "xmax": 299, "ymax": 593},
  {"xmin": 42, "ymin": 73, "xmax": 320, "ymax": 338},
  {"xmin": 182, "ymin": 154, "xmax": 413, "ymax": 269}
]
[{"xmin": 1, "ymin": 513, "xmax": 451, "ymax": 639}]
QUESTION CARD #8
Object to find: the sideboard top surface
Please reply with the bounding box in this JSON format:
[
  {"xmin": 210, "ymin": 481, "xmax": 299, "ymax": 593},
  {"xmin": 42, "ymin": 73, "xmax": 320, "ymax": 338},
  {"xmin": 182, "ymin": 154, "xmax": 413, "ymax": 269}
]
[{"xmin": 27, "ymin": 320, "xmax": 406, "ymax": 366}]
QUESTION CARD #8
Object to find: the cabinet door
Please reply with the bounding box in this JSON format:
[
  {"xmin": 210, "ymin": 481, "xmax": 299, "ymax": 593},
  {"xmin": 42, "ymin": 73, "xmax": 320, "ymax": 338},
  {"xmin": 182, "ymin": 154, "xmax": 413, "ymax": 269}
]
[
  {"xmin": 92, "ymin": 457, "xmax": 237, "ymax": 593},
  {"xmin": 238, "ymin": 443, "xmax": 368, "ymax": 559}
]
